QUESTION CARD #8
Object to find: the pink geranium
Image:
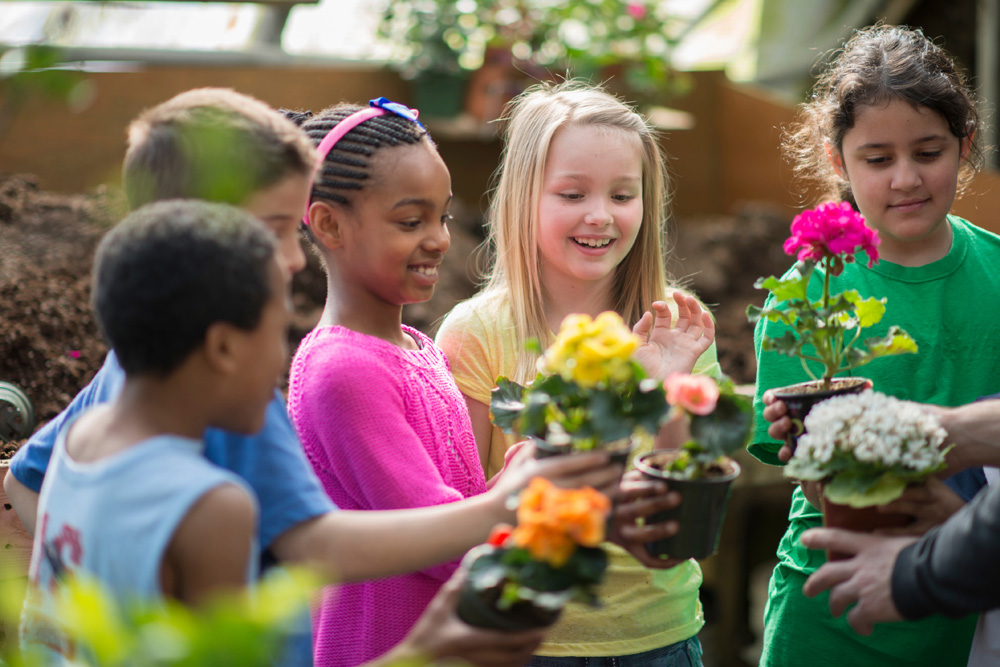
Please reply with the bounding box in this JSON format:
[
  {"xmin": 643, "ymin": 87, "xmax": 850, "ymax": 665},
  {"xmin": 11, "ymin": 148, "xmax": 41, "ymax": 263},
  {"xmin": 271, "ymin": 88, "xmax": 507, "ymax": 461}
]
[
  {"xmin": 782, "ymin": 201, "xmax": 880, "ymax": 273},
  {"xmin": 625, "ymin": 2, "xmax": 647, "ymax": 20},
  {"xmin": 665, "ymin": 373, "xmax": 719, "ymax": 416}
]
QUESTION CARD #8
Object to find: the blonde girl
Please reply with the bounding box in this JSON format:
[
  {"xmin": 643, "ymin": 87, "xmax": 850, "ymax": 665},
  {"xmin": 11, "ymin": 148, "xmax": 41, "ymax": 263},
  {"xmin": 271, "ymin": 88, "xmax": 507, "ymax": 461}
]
[{"xmin": 437, "ymin": 81, "xmax": 719, "ymax": 666}]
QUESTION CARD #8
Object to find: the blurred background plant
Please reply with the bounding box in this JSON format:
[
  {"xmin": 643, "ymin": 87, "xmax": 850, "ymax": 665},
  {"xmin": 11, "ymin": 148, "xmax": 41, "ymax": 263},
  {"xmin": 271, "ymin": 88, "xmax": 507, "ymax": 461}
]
[
  {"xmin": 0, "ymin": 44, "xmax": 93, "ymax": 139},
  {"xmin": 375, "ymin": 0, "xmax": 738, "ymax": 119}
]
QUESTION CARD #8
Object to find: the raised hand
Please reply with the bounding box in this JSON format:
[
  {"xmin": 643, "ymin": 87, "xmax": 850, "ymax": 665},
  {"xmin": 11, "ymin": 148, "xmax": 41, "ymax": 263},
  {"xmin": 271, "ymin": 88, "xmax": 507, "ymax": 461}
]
[{"xmin": 632, "ymin": 292, "xmax": 715, "ymax": 382}]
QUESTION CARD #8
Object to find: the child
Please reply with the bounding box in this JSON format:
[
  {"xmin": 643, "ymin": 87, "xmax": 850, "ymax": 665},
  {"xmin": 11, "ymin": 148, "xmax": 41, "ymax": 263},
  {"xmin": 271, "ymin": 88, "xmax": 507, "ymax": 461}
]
[
  {"xmin": 751, "ymin": 24, "xmax": 1000, "ymax": 667},
  {"xmin": 435, "ymin": 81, "xmax": 720, "ymax": 665},
  {"xmin": 20, "ymin": 200, "xmax": 282, "ymax": 661},
  {"xmin": 3, "ymin": 88, "xmax": 614, "ymax": 667},
  {"xmin": 282, "ymin": 97, "xmax": 625, "ymax": 667}
]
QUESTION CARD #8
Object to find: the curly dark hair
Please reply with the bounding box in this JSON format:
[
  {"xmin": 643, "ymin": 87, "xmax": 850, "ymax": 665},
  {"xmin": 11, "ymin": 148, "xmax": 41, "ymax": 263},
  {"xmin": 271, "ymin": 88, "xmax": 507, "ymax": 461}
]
[
  {"xmin": 93, "ymin": 200, "xmax": 277, "ymax": 377},
  {"xmin": 784, "ymin": 24, "xmax": 985, "ymax": 203}
]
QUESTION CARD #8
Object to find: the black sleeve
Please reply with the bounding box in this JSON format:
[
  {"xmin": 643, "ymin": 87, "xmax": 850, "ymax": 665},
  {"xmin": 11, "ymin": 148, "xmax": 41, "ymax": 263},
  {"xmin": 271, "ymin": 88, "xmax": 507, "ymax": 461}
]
[{"xmin": 892, "ymin": 483, "xmax": 1000, "ymax": 619}]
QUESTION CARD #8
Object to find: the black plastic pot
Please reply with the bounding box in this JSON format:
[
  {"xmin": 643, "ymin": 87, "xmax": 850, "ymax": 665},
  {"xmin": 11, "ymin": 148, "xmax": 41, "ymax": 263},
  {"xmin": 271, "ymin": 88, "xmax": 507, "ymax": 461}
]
[
  {"xmin": 455, "ymin": 545, "xmax": 562, "ymax": 631},
  {"xmin": 634, "ymin": 451, "xmax": 740, "ymax": 560},
  {"xmin": 771, "ymin": 377, "xmax": 869, "ymax": 453}
]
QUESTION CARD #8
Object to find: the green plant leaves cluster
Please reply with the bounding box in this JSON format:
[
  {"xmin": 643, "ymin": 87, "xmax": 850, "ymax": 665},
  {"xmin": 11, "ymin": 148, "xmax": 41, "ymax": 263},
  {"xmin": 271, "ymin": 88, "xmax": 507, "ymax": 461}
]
[
  {"xmin": 6, "ymin": 569, "xmax": 319, "ymax": 666},
  {"xmin": 747, "ymin": 260, "xmax": 918, "ymax": 383},
  {"xmin": 467, "ymin": 543, "xmax": 607, "ymax": 612},
  {"xmin": 490, "ymin": 365, "xmax": 669, "ymax": 451},
  {"xmin": 667, "ymin": 381, "xmax": 753, "ymax": 478}
]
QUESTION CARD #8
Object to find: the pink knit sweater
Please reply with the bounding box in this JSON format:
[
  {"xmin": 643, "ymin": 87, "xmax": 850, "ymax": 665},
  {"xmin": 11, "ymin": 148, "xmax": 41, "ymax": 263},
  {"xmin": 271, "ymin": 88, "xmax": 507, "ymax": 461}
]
[{"xmin": 286, "ymin": 325, "xmax": 487, "ymax": 667}]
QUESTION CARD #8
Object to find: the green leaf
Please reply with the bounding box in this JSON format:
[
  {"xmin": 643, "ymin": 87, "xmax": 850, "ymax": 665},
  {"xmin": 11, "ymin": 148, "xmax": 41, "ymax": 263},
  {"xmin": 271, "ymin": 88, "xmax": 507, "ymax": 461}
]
[
  {"xmin": 688, "ymin": 392, "xmax": 754, "ymax": 458},
  {"xmin": 490, "ymin": 376, "xmax": 526, "ymax": 433},
  {"xmin": 824, "ymin": 470, "xmax": 907, "ymax": 508},
  {"xmin": 754, "ymin": 268, "xmax": 811, "ymax": 302},
  {"xmin": 864, "ymin": 327, "xmax": 919, "ymax": 359},
  {"xmin": 854, "ymin": 296, "xmax": 887, "ymax": 328}
]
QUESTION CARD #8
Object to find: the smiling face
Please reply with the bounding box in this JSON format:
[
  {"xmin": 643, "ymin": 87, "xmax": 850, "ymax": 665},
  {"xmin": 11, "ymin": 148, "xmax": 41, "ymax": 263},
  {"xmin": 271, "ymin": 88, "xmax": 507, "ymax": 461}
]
[
  {"xmin": 835, "ymin": 98, "xmax": 968, "ymax": 265},
  {"xmin": 536, "ymin": 124, "xmax": 644, "ymax": 297},
  {"xmin": 336, "ymin": 140, "xmax": 453, "ymax": 308},
  {"xmin": 243, "ymin": 172, "xmax": 312, "ymax": 275}
]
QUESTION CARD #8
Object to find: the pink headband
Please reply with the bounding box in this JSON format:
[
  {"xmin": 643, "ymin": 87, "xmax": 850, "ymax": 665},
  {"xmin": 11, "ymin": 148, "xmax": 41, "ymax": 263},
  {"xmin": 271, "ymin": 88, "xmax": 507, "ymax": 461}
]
[{"xmin": 302, "ymin": 98, "xmax": 422, "ymax": 226}]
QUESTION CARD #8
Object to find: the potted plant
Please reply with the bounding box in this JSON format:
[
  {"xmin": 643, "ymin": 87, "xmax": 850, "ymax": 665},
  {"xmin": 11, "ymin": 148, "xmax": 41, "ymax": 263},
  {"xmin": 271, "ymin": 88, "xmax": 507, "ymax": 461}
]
[
  {"xmin": 375, "ymin": 1, "xmax": 727, "ymax": 123},
  {"xmin": 489, "ymin": 311, "xmax": 670, "ymax": 462},
  {"xmin": 783, "ymin": 389, "xmax": 949, "ymax": 560},
  {"xmin": 457, "ymin": 477, "xmax": 609, "ymax": 630},
  {"xmin": 746, "ymin": 201, "xmax": 918, "ymax": 450},
  {"xmin": 633, "ymin": 373, "xmax": 753, "ymax": 559}
]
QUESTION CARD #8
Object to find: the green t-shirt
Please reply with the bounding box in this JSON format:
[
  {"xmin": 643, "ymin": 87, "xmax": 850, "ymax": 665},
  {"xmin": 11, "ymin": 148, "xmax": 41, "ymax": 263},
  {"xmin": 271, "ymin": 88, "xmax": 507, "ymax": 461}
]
[{"xmin": 751, "ymin": 216, "xmax": 1000, "ymax": 666}]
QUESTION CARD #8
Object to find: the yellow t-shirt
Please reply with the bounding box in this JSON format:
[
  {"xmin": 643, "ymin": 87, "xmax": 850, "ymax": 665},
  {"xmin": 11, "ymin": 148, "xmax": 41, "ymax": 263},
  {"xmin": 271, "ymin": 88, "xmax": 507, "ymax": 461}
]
[{"xmin": 436, "ymin": 289, "xmax": 721, "ymax": 656}]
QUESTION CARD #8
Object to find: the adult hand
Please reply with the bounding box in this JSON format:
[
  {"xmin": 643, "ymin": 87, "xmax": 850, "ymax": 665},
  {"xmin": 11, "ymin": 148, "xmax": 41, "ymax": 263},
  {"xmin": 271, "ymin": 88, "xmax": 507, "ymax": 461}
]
[
  {"xmin": 606, "ymin": 470, "xmax": 686, "ymax": 570},
  {"xmin": 632, "ymin": 292, "xmax": 715, "ymax": 382},
  {"xmin": 800, "ymin": 528, "xmax": 915, "ymax": 636},
  {"xmin": 875, "ymin": 478, "xmax": 965, "ymax": 536},
  {"xmin": 385, "ymin": 567, "xmax": 544, "ymax": 667}
]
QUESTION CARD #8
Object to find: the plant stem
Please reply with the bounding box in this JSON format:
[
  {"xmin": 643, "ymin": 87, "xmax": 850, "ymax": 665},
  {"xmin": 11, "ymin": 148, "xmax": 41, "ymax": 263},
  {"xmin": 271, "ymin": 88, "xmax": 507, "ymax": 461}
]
[{"xmin": 821, "ymin": 258, "xmax": 833, "ymax": 389}]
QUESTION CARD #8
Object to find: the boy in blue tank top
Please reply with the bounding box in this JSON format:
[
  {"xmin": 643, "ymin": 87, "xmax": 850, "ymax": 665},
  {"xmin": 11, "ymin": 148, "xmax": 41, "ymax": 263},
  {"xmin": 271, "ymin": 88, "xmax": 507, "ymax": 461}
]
[{"xmin": 21, "ymin": 200, "xmax": 284, "ymax": 662}]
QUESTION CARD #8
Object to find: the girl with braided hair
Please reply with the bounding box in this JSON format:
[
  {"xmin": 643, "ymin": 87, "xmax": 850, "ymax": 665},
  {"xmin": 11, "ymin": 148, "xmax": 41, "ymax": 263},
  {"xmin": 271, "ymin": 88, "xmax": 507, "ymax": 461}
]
[{"xmin": 283, "ymin": 99, "xmax": 636, "ymax": 666}]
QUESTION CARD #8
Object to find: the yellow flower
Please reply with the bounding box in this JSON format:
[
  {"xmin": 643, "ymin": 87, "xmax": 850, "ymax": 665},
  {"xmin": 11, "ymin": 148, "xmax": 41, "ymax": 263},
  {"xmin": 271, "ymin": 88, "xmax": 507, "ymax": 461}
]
[
  {"xmin": 511, "ymin": 478, "xmax": 611, "ymax": 567},
  {"xmin": 539, "ymin": 312, "xmax": 639, "ymax": 388}
]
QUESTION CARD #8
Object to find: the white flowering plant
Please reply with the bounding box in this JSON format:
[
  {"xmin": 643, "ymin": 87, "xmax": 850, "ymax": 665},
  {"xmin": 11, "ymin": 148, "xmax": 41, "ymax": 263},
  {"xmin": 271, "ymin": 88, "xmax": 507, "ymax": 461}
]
[{"xmin": 784, "ymin": 390, "xmax": 950, "ymax": 507}]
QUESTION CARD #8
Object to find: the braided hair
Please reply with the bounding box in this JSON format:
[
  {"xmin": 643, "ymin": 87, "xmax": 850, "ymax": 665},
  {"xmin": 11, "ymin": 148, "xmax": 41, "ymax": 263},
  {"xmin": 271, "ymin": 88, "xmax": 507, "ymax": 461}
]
[{"xmin": 284, "ymin": 104, "xmax": 431, "ymax": 210}]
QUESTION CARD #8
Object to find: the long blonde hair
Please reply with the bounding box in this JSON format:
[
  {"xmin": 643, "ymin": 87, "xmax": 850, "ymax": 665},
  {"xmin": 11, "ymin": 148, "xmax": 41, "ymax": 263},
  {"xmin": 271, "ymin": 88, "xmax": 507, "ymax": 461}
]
[{"xmin": 482, "ymin": 80, "xmax": 671, "ymax": 381}]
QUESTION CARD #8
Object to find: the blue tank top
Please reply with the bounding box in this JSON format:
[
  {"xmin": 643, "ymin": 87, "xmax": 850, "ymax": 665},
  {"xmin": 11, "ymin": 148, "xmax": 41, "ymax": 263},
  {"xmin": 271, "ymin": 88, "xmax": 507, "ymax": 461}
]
[{"xmin": 20, "ymin": 418, "xmax": 257, "ymax": 663}]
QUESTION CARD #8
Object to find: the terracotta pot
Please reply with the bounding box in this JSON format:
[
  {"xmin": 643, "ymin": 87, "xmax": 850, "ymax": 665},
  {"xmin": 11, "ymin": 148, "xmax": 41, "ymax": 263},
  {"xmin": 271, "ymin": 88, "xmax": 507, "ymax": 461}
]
[
  {"xmin": 455, "ymin": 545, "xmax": 562, "ymax": 631},
  {"xmin": 771, "ymin": 377, "xmax": 869, "ymax": 453},
  {"xmin": 633, "ymin": 451, "xmax": 740, "ymax": 560},
  {"xmin": 0, "ymin": 460, "xmax": 34, "ymax": 581},
  {"xmin": 821, "ymin": 497, "xmax": 913, "ymax": 561}
]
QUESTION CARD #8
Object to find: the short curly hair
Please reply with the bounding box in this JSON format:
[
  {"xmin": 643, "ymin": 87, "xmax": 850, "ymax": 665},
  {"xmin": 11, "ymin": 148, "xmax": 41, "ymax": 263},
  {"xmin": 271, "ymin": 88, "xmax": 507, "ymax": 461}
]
[{"xmin": 93, "ymin": 200, "xmax": 277, "ymax": 377}]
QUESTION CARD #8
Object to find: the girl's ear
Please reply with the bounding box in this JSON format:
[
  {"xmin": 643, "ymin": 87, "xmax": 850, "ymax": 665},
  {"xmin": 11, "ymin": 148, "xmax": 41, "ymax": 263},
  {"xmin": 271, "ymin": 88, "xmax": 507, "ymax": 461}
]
[
  {"xmin": 960, "ymin": 132, "xmax": 974, "ymax": 161},
  {"xmin": 202, "ymin": 322, "xmax": 242, "ymax": 376},
  {"xmin": 825, "ymin": 139, "xmax": 848, "ymax": 180},
  {"xmin": 308, "ymin": 201, "xmax": 348, "ymax": 251}
]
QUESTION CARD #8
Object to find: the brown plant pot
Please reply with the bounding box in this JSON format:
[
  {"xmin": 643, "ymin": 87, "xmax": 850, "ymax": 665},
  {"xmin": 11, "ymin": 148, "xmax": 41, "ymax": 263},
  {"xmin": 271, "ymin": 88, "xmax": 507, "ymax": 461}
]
[
  {"xmin": 821, "ymin": 497, "xmax": 913, "ymax": 561},
  {"xmin": 633, "ymin": 451, "xmax": 740, "ymax": 560},
  {"xmin": 771, "ymin": 377, "xmax": 869, "ymax": 453}
]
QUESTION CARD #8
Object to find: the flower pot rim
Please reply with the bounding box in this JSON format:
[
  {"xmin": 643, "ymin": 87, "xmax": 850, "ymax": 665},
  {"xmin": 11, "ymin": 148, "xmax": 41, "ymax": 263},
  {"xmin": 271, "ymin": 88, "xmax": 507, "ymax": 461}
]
[
  {"xmin": 632, "ymin": 450, "xmax": 741, "ymax": 483},
  {"xmin": 770, "ymin": 377, "xmax": 869, "ymax": 399}
]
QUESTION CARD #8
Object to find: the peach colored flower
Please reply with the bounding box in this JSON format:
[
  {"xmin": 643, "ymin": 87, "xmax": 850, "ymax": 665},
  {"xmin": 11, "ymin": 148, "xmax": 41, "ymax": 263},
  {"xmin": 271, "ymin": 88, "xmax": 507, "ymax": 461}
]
[
  {"xmin": 511, "ymin": 478, "xmax": 610, "ymax": 567},
  {"xmin": 665, "ymin": 373, "xmax": 719, "ymax": 416}
]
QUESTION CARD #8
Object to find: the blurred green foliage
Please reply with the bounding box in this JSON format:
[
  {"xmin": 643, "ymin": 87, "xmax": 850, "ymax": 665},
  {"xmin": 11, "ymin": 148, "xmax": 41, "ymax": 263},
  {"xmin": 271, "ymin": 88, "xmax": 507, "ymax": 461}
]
[{"xmin": 1, "ymin": 567, "xmax": 319, "ymax": 666}]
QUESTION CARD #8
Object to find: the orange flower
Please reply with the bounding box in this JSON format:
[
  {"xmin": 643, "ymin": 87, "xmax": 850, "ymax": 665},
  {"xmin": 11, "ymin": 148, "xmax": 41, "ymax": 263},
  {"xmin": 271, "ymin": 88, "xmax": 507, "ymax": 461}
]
[{"xmin": 510, "ymin": 478, "xmax": 611, "ymax": 567}]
